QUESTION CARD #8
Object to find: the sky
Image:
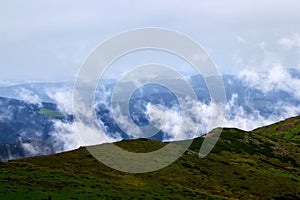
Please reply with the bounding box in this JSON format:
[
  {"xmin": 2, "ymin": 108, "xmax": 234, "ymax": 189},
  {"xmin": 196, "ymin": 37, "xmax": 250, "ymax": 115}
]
[
  {"xmin": 1, "ymin": 0, "xmax": 300, "ymax": 82},
  {"xmin": 1, "ymin": 0, "xmax": 300, "ymax": 152}
]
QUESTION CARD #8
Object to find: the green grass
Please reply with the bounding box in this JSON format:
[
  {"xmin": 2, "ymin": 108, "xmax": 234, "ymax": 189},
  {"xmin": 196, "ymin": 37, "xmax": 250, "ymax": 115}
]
[
  {"xmin": 0, "ymin": 117, "xmax": 300, "ymax": 199},
  {"xmin": 253, "ymin": 115, "xmax": 300, "ymax": 144},
  {"xmin": 37, "ymin": 108, "xmax": 64, "ymax": 118}
]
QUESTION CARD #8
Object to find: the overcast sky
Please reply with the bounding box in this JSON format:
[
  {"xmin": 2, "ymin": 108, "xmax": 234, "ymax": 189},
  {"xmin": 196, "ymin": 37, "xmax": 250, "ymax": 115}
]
[{"xmin": 1, "ymin": 0, "xmax": 300, "ymax": 82}]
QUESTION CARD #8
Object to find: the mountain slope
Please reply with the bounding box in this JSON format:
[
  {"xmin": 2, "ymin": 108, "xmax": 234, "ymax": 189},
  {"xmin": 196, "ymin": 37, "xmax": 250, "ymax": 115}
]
[
  {"xmin": 253, "ymin": 115, "xmax": 300, "ymax": 144},
  {"xmin": 0, "ymin": 118, "xmax": 299, "ymax": 199}
]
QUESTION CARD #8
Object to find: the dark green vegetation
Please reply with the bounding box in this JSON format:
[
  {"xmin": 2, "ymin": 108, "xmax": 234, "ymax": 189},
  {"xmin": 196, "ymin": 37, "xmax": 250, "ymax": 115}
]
[{"xmin": 0, "ymin": 117, "xmax": 300, "ymax": 199}]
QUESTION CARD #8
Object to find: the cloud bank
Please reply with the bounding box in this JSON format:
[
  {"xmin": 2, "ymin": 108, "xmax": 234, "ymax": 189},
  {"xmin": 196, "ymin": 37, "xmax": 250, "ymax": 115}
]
[
  {"xmin": 46, "ymin": 87, "xmax": 73, "ymax": 114},
  {"xmin": 2, "ymin": 65, "xmax": 299, "ymax": 153},
  {"xmin": 238, "ymin": 65, "xmax": 300, "ymax": 99}
]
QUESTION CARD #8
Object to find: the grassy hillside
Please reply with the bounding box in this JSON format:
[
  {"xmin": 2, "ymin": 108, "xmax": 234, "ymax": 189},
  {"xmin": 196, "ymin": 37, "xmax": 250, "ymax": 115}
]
[
  {"xmin": 0, "ymin": 118, "xmax": 299, "ymax": 199},
  {"xmin": 253, "ymin": 115, "xmax": 300, "ymax": 144}
]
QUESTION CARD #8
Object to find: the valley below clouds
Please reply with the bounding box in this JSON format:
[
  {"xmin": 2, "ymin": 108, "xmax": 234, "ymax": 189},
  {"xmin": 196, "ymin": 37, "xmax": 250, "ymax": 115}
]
[{"xmin": 0, "ymin": 65, "xmax": 299, "ymax": 161}]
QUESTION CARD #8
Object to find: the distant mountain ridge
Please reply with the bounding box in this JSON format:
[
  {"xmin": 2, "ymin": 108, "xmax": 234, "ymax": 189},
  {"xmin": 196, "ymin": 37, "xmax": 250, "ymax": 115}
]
[
  {"xmin": 0, "ymin": 68, "xmax": 300, "ymax": 161},
  {"xmin": 0, "ymin": 96, "xmax": 72, "ymax": 161},
  {"xmin": 0, "ymin": 81, "xmax": 72, "ymax": 103}
]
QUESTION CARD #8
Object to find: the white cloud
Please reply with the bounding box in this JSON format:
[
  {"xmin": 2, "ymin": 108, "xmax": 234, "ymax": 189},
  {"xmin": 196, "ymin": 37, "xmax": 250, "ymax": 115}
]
[
  {"xmin": 17, "ymin": 88, "xmax": 42, "ymax": 105},
  {"xmin": 21, "ymin": 143, "xmax": 40, "ymax": 155},
  {"xmin": 144, "ymin": 97, "xmax": 223, "ymax": 141},
  {"xmin": 75, "ymin": 120, "xmax": 122, "ymax": 146},
  {"xmin": 146, "ymin": 103, "xmax": 182, "ymax": 139},
  {"xmin": 2, "ymin": 0, "xmax": 300, "ymax": 81},
  {"xmin": 140, "ymin": 91, "xmax": 300, "ymax": 141},
  {"xmin": 48, "ymin": 96, "xmax": 120, "ymax": 150},
  {"xmin": 46, "ymin": 87, "xmax": 73, "ymax": 114},
  {"xmin": 274, "ymin": 103, "xmax": 300, "ymax": 118},
  {"xmin": 70, "ymin": 96, "xmax": 123, "ymax": 147},
  {"xmin": 223, "ymin": 94, "xmax": 277, "ymax": 130},
  {"xmin": 112, "ymin": 104, "xmax": 144, "ymax": 138},
  {"xmin": 236, "ymin": 35, "xmax": 247, "ymax": 44},
  {"xmin": 49, "ymin": 120, "xmax": 81, "ymax": 152},
  {"xmin": 278, "ymin": 33, "xmax": 300, "ymax": 49},
  {"xmin": 238, "ymin": 65, "xmax": 300, "ymax": 99},
  {"xmin": 40, "ymin": 85, "xmax": 122, "ymax": 151},
  {"xmin": 223, "ymin": 95, "xmax": 300, "ymax": 131}
]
